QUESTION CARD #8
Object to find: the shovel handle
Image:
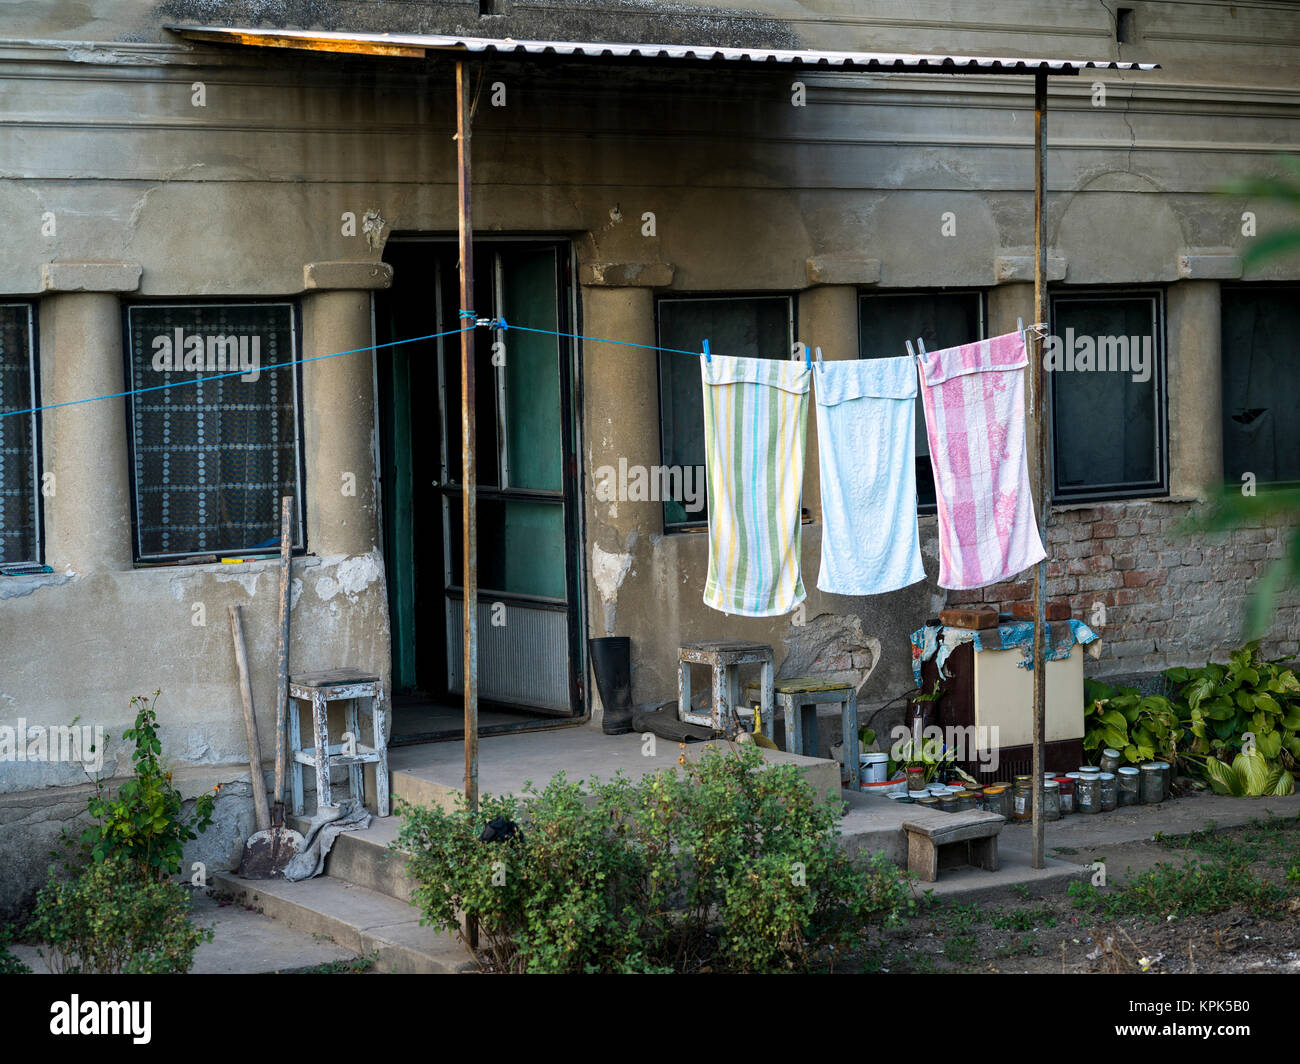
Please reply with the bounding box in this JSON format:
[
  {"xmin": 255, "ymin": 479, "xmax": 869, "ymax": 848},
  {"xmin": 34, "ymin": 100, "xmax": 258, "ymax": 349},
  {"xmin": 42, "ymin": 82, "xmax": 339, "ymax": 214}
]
[{"xmin": 274, "ymin": 495, "xmax": 293, "ymax": 809}]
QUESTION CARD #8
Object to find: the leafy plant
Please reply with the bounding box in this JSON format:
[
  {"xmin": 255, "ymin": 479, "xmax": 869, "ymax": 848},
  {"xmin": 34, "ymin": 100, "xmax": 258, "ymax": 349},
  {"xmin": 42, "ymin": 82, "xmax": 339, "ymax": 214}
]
[
  {"xmin": 397, "ymin": 744, "xmax": 913, "ymax": 974},
  {"xmin": 1083, "ymin": 679, "xmax": 1183, "ymax": 768},
  {"xmin": 27, "ymin": 857, "xmax": 213, "ymax": 974},
  {"xmin": 64, "ymin": 692, "xmax": 217, "ymax": 880},
  {"xmin": 0, "ymin": 924, "xmax": 31, "ymax": 975},
  {"xmin": 1068, "ymin": 858, "xmax": 1283, "ymax": 919},
  {"xmin": 1166, "ymin": 642, "xmax": 1299, "ymax": 796}
]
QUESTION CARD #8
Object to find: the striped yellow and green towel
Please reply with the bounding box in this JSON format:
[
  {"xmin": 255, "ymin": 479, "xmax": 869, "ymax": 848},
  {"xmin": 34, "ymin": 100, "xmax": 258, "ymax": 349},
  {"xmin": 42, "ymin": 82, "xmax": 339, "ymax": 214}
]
[{"xmin": 701, "ymin": 353, "xmax": 811, "ymax": 617}]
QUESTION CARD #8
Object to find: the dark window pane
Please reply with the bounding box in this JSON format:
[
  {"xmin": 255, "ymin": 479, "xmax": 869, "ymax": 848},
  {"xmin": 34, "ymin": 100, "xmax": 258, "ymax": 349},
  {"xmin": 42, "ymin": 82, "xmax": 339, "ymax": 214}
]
[
  {"xmin": 448, "ymin": 496, "xmax": 566, "ymax": 599},
  {"xmin": 126, "ymin": 303, "xmax": 302, "ymax": 559},
  {"xmin": 657, "ymin": 297, "xmax": 791, "ymax": 527},
  {"xmin": 1221, "ymin": 286, "xmax": 1300, "ymax": 485},
  {"xmin": 0, "ymin": 304, "xmax": 38, "ymax": 564},
  {"xmin": 858, "ymin": 291, "xmax": 983, "ymax": 509},
  {"xmin": 1050, "ymin": 294, "xmax": 1163, "ymax": 498}
]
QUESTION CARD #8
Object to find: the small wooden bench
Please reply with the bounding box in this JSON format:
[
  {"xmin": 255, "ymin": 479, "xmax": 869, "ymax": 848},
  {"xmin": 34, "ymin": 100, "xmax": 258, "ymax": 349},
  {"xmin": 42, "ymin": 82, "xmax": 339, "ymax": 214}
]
[{"xmin": 902, "ymin": 810, "xmax": 1004, "ymax": 883}]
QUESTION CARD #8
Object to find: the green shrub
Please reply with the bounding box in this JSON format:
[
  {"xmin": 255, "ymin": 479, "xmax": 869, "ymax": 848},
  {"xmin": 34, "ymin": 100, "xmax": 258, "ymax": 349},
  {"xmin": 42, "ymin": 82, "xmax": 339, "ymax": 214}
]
[
  {"xmin": 27, "ymin": 857, "xmax": 213, "ymax": 974},
  {"xmin": 396, "ymin": 744, "xmax": 913, "ymax": 973},
  {"xmin": 1083, "ymin": 679, "xmax": 1183, "ymax": 769},
  {"xmin": 1166, "ymin": 643, "xmax": 1299, "ymax": 796},
  {"xmin": 0, "ymin": 925, "xmax": 31, "ymax": 975},
  {"xmin": 64, "ymin": 691, "xmax": 216, "ymax": 880}
]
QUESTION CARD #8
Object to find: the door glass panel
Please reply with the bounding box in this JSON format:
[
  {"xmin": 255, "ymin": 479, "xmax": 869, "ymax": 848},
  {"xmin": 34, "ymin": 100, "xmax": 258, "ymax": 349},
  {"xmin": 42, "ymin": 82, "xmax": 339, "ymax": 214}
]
[
  {"xmin": 448, "ymin": 498, "xmax": 566, "ymax": 599},
  {"xmin": 502, "ymin": 248, "xmax": 563, "ymax": 491}
]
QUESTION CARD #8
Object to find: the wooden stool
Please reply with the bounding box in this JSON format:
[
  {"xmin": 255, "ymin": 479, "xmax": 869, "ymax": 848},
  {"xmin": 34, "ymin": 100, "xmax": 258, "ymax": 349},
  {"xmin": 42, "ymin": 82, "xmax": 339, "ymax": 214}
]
[
  {"xmin": 288, "ymin": 668, "xmax": 390, "ymax": 818},
  {"xmin": 678, "ymin": 639, "xmax": 773, "ymax": 734},
  {"xmin": 744, "ymin": 676, "xmax": 860, "ymax": 788},
  {"xmin": 903, "ymin": 810, "xmax": 1003, "ymax": 883}
]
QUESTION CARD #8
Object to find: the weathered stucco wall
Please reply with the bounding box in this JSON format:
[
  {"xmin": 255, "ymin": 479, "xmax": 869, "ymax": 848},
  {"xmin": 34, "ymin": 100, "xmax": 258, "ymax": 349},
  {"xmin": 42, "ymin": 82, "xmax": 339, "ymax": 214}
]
[{"xmin": 1, "ymin": 1, "xmax": 1299, "ymax": 913}]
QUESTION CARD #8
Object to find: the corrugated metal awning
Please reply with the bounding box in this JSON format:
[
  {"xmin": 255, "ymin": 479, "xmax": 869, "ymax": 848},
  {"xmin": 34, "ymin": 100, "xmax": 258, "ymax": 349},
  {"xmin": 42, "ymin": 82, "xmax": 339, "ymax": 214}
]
[{"xmin": 168, "ymin": 25, "xmax": 1158, "ymax": 75}]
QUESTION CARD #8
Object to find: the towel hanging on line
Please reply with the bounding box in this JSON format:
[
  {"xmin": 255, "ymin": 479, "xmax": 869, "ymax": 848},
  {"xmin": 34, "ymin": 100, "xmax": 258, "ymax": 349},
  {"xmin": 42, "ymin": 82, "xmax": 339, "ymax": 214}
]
[
  {"xmin": 700, "ymin": 353, "xmax": 811, "ymax": 617},
  {"xmin": 813, "ymin": 355, "xmax": 926, "ymax": 596},
  {"xmin": 916, "ymin": 331, "xmax": 1047, "ymax": 590}
]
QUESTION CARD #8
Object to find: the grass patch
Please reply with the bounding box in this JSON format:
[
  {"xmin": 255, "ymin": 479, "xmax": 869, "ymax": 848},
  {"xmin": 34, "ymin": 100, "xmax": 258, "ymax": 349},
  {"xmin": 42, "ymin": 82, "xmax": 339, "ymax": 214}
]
[
  {"xmin": 1069, "ymin": 859, "xmax": 1285, "ymax": 920},
  {"xmin": 942, "ymin": 934, "xmax": 979, "ymax": 967},
  {"xmin": 994, "ymin": 933, "xmax": 1042, "ymax": 959}
]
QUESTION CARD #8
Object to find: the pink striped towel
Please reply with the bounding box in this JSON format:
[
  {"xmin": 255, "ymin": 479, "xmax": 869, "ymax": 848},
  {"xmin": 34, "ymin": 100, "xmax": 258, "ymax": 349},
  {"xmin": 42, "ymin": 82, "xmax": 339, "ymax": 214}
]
[{"xmin": 917, "ymin": 332, "xmax": 1047, "ymax": 590}]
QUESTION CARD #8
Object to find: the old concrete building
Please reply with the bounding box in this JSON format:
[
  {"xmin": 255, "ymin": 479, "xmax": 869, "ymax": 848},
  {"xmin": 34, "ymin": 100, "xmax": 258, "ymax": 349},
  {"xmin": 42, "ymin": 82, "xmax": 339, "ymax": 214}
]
[{"xmin": 1, "ymin": 1, "xmax": 1298, "ymax": 915}]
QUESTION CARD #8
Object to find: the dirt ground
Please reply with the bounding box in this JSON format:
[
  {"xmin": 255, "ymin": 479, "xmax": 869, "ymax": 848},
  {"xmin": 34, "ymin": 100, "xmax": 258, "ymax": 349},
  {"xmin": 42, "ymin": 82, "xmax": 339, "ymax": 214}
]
[{"xmin": 853, "ymin": 811, "xmax": 1300, "ymax": 974}]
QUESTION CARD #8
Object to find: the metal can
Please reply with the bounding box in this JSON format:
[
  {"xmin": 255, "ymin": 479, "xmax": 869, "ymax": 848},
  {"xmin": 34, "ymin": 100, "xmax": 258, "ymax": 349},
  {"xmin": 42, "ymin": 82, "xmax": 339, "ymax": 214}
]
[
  {"xmin": 1075, "ymin": 771, "xmax": 1101, "ymax": 814},
  {"xmin": 1013, "ymin": 775, "xmax": 1033, "ymax": 821},
  {"xmin": 1042, "ymin": 778, "xmax": 1061, "ymax": 821},
  {"xmin": 1054, "ymin": 775, "xmax": 1074, "ymax": 814},
  {"xmin": 1117, "ymin": 765, "xmax": 1140, "ymax": 805},
  {"xmin": 1100, "ymin": 748, "xmax": 1122, "ymax": 775},
  {"xmin": 1140, "ymin": 762, "xmax": 1163, "ymax": 804},
  {"xmin": 1099, "ymin": 771, "xmax": 1118, "ymax": 812}
]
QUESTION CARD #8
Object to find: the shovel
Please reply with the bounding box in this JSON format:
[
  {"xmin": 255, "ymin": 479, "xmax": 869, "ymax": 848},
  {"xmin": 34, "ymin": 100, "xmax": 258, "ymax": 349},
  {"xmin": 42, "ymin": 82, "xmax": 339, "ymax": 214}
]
[{"xmin": 237, "ymin": 496, "xmax": 305, "ymax": 878}]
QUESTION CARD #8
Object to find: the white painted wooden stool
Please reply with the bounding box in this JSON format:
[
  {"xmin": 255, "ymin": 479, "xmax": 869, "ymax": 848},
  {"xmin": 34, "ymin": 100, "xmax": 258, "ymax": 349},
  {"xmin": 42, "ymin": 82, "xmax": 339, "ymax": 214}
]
[
  {"xmin": 677, "ymin": 639, "xmax": 774, "ymax": 734},
  {"xmin": 288, "ymin": 669, "xmax": 390, "ymax": 817}
]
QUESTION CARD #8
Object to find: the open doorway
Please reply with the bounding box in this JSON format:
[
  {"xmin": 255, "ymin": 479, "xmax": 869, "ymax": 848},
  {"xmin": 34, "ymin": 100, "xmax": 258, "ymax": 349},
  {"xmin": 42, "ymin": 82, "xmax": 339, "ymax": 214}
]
[{"xmin": 375, "ymin": 237, "xmax": 584, "ymax": 743}]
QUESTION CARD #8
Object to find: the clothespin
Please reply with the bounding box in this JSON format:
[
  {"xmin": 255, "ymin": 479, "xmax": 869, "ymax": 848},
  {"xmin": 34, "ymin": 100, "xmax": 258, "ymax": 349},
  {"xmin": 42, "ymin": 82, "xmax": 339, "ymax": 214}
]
[
  {"xmin": 702, "ymin": 338, "xmax": 711, "ymax": 364},
  {"xmin": 906, "ymin": 340, "xmax": 917, "ymax": 360},
  {"xmin": 497, "ymin": 316, "xmax": 509, "ymax": 332},
  {"xmin": 1018, "ymin": 316, "xmax": 1026, "ymax": 348},
  {"xmin": 917, "ymin": 338, "xmax": 927, "ymax": 357},
  {"xmin": 815, "ymin": 346, "xmax": 824, "ymax": 366},
  {"xmin": 804, "ymin": 343, "xmax": 812, "ymax": 370}
]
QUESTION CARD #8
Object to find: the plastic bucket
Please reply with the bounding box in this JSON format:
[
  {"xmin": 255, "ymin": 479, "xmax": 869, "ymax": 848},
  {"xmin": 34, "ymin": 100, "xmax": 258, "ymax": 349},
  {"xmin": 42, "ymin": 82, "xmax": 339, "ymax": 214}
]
[{"xmin": 859, "ymin": 751, "xmax": 890, "ymax": 785}]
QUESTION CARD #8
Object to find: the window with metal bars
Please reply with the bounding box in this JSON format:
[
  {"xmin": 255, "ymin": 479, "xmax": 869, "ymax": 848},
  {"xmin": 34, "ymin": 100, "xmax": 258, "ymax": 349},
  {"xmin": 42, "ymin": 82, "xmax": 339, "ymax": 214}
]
[
  {"xmin": 124, "ymin": 302, "xmax": 304, "ymax": 561},
  {"xmin": 0, "ymin": 303, "xmax": 40, "ymax": 566}
]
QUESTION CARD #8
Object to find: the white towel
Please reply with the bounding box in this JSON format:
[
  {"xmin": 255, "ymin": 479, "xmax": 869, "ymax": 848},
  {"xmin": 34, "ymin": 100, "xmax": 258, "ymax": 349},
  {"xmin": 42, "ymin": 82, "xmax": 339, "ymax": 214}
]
[{"xmin": 813, "ymin": 356, "xmax": 925, "ymax": 596}]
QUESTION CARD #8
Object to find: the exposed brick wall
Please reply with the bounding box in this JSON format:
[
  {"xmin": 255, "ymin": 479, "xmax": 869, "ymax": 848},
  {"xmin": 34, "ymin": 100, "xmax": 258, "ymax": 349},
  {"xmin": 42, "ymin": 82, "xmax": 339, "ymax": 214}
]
[{"xmin": 945, "ymin": 500, "xmax": 1300, "ymax": 677}]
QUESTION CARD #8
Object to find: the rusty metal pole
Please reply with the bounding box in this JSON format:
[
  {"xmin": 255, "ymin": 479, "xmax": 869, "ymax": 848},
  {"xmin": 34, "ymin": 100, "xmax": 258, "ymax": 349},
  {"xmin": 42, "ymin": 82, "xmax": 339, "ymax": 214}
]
[
  {"xmin": 456, "ymin": 59, "xmax": 479, "ymax": 818},
  {"xmin": 1030, "ymin": 69, "xmax": 1049, "ymax": 870}
]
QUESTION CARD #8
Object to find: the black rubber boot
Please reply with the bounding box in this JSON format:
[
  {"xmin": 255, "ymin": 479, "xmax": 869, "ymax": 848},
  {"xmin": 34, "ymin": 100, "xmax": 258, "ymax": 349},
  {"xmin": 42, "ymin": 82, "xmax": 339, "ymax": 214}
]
[{"xmin": 588, "ymin": 636, "xmax": 634, "ymax": 735}]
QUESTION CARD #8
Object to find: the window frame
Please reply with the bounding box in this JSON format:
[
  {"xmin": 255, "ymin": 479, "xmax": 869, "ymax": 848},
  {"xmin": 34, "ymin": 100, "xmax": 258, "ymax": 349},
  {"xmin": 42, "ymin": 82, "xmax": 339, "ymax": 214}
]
[
  {"xmin": 856, "ymin": 287, "xmax": 987, "ymax": 515},
  {"xmin": 121, "ymin": 298, "xmax": 308, "ymax": 564},
  {"xmin": 1047, "ymin": 286, "xmax": 1168, "ymax": 503},
  {"xmin": 0, "ymin": 301, "xmax": 43, "ymax": 567},
  {"xmin": 654, "ymin": 292, "xmax": 797, "ymax": 533}
]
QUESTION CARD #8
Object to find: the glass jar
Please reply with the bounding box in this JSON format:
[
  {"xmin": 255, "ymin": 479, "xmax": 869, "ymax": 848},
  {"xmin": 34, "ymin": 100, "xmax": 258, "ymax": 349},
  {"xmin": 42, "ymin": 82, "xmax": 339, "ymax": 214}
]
[
  {"xmin": 1078, "ymin": 765, "xmax": 1099, "ymax": 776},
  {"xmin": 1075, "ymin": 771, "xmax": 1101, "ymax": 814},
  {"xmin": 1117, "ymin": 765, "xmax": 1140, "ymax": 805},
  {"xmin": 954, "ymin": 790, "xmax": 974, "ymax": 812},
  {"xmin": 1042, "ymin": 778, "xmax": 1061, "ymax": 821},
  {"xmin": 906, "ymin": 766, "xmax": 926, "ymax": 792},
  {"xmin": 1140, "ymin": 762, "xmax": 1163, "ymax": 804},
  {"xmin": 1099, "ymin": 771, "xmax": 1118, "ymax": 812},
  {"xmin": 1100, "ymin": 748, "xmax": 1122, "ymax": 775},
  {"xmin": 984, "ymin": 785, "xmax": 1008, "ymax": 819},
  {"xmin": 1013, "ymin": 775, "xmax": 1033, "ymax": 821},
  {"xmin": 965, "ymin": 785, "xmax": 985, "ymax": 811},
  {"xmin": 939, "ymin": 794, "xmax": 961, "ymax": 814},
  {"xmin": 1054, "ymin": 775, "xmax": 1075, "ymax": 815},
  {"xmin": 1154, "ymin": 761, "xmax": 1172, "ymax": 800}
]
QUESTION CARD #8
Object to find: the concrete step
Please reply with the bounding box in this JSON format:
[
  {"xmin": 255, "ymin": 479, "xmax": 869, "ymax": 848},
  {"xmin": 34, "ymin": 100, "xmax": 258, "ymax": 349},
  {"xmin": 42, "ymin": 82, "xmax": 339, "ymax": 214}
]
[
  {"xmin": 212, "ymin": 872, "xmax": 476, "ymax": 974},
  {"xmin": 285, "ymin": 813, "xmax": 416, "ymax": 904}
]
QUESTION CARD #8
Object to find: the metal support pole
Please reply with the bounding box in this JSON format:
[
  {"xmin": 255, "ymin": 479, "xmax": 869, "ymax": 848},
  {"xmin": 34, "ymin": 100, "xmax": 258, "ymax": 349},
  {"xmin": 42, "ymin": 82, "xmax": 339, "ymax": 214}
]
[
  {"xmin": 456, "ymin": 59, "xmax": 479, "ymax": 817},
  {"xmin": 1030, "ymin": 70, "xmax": 1049, "ymax": 870}
]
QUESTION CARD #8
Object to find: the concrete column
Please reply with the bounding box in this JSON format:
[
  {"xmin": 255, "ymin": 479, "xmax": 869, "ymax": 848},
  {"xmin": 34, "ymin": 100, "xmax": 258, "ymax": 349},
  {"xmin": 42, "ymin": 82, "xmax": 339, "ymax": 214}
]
[
  {"xmin": 40, "ymin": 289, "xmax": 134, "ymax": 571},
  {"xmin": 300, "ymin": 265, "xmax": 390, "ymax": 557},
  {"xmin": 1166, "ymin": 280, "xmax": 1222, "ymax": 497},
  {"xmin": 579, "ymin": 282, "xmax": 661, "ymax": 637},
  {"xmin": 796, "ymin": 284, "xmax": 859, "ymax": 521}
]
